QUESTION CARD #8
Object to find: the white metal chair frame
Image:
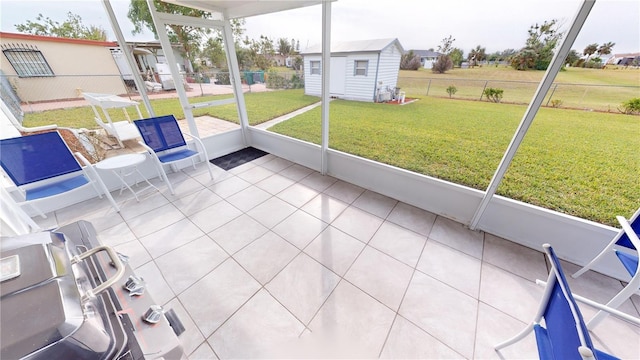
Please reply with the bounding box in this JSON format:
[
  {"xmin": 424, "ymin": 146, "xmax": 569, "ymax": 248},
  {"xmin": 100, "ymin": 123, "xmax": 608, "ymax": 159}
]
[{"xmin": 572, "ymin": 208, "xmax": 640, "ymax": 329}]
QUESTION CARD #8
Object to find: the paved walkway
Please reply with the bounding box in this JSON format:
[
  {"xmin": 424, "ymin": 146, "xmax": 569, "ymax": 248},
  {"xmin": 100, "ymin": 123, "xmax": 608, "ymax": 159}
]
[{"xmin": 254, "ymin": 101, "xmax": 322, "ymax": 129}]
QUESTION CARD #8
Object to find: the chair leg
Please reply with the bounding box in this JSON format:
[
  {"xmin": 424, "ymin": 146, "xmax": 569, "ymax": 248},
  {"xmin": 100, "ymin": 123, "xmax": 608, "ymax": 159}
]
[
  {"xmin": 93, "ymin": 174, "xmax": 120, "ymax": 213},
  {"xmin": 495, "ymin": 323, "xmax": 535, "ymax": 351},
  {"xmin": 586, "ymin": 276, "xmax": 640, "ymax": 329},
  {"xmin": 158, "ymin": 163, "xmax": 175, "ymax": 195}
]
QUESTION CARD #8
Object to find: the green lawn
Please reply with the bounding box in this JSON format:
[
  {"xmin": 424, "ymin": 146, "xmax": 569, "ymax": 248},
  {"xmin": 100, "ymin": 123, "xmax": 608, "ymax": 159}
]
[
  {"xmin": 269, "ymin": 97, "xmax": 640, "ymax": 226},
  {"xmin": 22, "ymin": 89, "xmax": 318, "ymax": 128},
  {"xmin": 398, "ymin": 67, "xmax": 640, "ymax": 112}
]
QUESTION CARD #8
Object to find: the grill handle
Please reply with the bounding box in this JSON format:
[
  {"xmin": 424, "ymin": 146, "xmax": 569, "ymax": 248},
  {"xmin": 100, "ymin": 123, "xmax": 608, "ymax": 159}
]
[{"xmin": 71, "ymin": 245, "xmax": 125, "ymax": 299}]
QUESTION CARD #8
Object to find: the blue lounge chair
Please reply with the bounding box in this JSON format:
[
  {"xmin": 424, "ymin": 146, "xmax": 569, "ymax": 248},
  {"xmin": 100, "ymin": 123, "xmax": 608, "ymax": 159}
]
[
  {"xmin": 495, "ymin": 244, "xmax": 620, "ymax": 360},
  {"xmin": 134, "ymin": 115, "xmax": 213, "ymax": 195},
  {"xmin": 0, "ymin": 131, "xmax": 120, "ymax": 218}
]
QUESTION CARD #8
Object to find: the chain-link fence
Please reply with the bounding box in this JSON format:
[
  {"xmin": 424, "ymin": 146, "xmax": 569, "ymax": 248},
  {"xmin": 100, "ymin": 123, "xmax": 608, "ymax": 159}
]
[{"xmin": 398, "ymin": 76, "xmax": 640, "ymax": 112}]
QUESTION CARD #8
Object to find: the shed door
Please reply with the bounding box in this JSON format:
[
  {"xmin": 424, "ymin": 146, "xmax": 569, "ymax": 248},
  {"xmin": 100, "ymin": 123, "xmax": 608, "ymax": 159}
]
[{"xmin": 330, "ymin": 57, "xmax": 346, "ymax": 96}]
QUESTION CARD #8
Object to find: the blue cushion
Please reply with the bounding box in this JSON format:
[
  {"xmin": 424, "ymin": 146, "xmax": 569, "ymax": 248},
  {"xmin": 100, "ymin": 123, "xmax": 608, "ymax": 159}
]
[
  {"xmin": 534, "ymin": 324, "xmax": 555, "ymax": 360},
  {"xmin": 614, "ymin": 250, "xmax": 639, "ymax": 277},
  {"xmin": 25, "ymin": 175, "xmax": 89, "ymax": 200},
  {"xmin": 0, "ymin": 132, "xmax": 81, "ymax": 186},
  {"xmin": 158, "ymin": 149, "xmax": 198, "ymax": 163}
]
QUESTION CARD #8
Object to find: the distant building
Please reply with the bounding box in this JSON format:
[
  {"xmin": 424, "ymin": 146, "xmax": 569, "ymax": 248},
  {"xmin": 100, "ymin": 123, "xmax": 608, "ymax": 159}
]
[
  {"xmin": 409, "ymin": 50, "xmax": 442, "ymax": 69},
  {"xmin": 606, "ymin": 53, "xmax": 640, "ymax": 66},
  {"xmin": 301, "ymin": 38, "xmax": 404, "ymax": 102}
]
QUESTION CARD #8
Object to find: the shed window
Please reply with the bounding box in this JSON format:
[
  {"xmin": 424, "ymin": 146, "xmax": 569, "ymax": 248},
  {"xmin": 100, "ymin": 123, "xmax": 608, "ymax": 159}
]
[
  {"xmin": 310, "ymin": 60, "xmax": 321, "ymax": 75},
  {"xmin": 2, "ymin": 44, "xmax": 54, "ymax": 78},
  {"xmin": 354, "ymin": 60, "xmax": 368, "ymax": 76}
]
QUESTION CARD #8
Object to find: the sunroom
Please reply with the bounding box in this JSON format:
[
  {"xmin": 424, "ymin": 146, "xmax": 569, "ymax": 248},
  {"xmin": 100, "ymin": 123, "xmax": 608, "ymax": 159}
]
[{"xmin": 1, "ymin": 0, "xmax": 638, "ymax": 358}]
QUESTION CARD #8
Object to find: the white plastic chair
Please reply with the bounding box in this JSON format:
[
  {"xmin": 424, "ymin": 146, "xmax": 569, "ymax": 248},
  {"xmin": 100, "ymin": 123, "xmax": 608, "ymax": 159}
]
[{"xmin": 572, "ymin": 208, "xmax": 640, "ymax": 329}]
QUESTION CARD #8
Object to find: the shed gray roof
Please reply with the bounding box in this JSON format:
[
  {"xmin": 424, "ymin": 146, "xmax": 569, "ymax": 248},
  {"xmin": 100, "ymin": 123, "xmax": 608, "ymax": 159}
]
[{"xmin": 301, "ymin": 38, "xmax": 404, "ymax": 55}]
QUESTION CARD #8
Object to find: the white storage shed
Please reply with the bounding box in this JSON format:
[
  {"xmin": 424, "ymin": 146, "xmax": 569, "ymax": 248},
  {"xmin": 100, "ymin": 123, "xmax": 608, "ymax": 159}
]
[{"xmin": 302, "ymin": 38, "xmax": 404, "ymax": 102}]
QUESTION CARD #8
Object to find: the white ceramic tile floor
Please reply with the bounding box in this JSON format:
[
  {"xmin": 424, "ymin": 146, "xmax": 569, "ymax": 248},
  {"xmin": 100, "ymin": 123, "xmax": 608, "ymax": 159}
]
[{"xmin": 47, "ymin": 154, "xmax": 640, "ymax": 359}]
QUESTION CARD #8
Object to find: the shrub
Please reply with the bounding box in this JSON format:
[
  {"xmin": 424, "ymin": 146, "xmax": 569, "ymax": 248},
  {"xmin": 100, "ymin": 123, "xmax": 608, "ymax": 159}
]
[
  {"xmin": 550, "ymin": 99, "xmax": 563, "ymax": 108},
  {"xmin": 290, "ymin": 73, "xmax": 304, "ymax": 89},
  {"xmin": 618, "ymin": 98, "xmax": 640, "ymax": 115},
  {"xmin": 266, "ymin": 70, "xmax": 289, "ymax": 89},
  {"xmin": 400, "ymin": 51, "xmax": 422, "ymax": 70},
  {"xmin": 265, "ymin": 70, "xmax": 304, "ymax": 89},
  {"xmin": 216, "ymin": 71, "xmax": 231, "ymax": 85},
  {"xmin": 432, "ymin": 55, "xmax": 453, "ymax": 74},
  {"xmin": 483, "ymin": 88, "xmax": 504, "ymax": 103},
  {"xmin": 446, "ymin": 85, "xmax": 458, "ymax": 98}
]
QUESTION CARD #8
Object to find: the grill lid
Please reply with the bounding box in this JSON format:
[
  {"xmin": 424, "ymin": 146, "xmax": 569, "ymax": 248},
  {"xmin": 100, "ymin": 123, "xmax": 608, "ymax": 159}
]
[{"xmin": 0, "ymin": 233, "xmax": 84, "ymax": 360}]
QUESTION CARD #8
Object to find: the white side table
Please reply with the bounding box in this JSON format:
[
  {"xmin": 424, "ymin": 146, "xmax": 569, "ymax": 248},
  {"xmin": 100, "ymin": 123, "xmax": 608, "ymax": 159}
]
[{"xmin": 96, "ymin": 153, "xmax": 158, "ymax": 201}]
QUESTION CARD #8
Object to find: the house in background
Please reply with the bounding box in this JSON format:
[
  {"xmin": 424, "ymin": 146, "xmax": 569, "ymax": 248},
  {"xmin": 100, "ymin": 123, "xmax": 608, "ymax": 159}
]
[
  {"xmin": 410, "ymin": 49, "xmax": 442, "ymax": 69},
  {"xmin": 0, "ymin": 32, "xmax": 127, "ymax": 103},
  {"xmin": 302, "ymin": 38, "xmax": 404, "ymax": 102},
  {"xmin": 111, "ymin": 40, "xmax": 190, "ymax": 90},
  {"xmin": 606, "ymin": 52, "xmax": 640, "ymax": 67}
]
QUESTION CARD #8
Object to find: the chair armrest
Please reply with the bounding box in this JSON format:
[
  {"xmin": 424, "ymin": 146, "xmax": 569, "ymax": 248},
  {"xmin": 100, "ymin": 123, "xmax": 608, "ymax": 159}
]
[
  {"xmin": 16, "ymin": 124, "xmax": 58, "ymax": 132},
  {"xmin": 182, "ymin": 132, "xmax": 207, "ymax": 150}
]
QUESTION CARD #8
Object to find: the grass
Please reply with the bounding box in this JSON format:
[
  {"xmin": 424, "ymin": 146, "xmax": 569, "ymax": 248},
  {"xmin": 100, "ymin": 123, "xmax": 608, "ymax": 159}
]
[
  {"xmin": 398, "ymin": 66, "xmax": 640, "ymax": 112},
  {"xmin": 22, "ymin": 89, "xmax": 319, "ymax": 128},
  {"xmin": 269, "ymin": 97, "xmax": 640, "ymax": 226}
]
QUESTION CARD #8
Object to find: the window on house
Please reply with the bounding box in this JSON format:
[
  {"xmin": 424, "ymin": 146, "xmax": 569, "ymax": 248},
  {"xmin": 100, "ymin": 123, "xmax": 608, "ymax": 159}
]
[
  {"xmin": 354, "ymin": 60, "xmax": 368, "ymax": 76},
  {"xmin": 2, "ymin": 44, "xmax": 55, "ymax": 78},
  {"xmin": 310, "ymin": 60, "xmax": 321, "ymax": 75}
]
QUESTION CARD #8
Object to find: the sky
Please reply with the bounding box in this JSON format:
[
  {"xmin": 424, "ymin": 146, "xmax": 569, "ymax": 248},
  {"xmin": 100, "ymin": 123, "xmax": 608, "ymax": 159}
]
[{"xmin": 0, "ymin": 0, "xmax": 638, "ymax": 56}]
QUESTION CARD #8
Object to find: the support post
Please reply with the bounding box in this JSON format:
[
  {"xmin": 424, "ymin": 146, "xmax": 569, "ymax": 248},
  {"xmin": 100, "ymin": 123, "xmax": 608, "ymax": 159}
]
[
  {"xmin": 320, "ymin": 0, "xmax": 332, "ymax": 175},
  {"xmin": 146, "ymin": 0, "xmax": 198, "ymax": 137},
  {"xmin": 102, "ymin": 0, "xmax": 154, "ymax": 117},
  {"xmin": 222, "ymin": 19, "xmax": 250, "ymax": 145},
  {"xmin": 469, "ymin": 0, "xmax": 595, "ymax": 230}
]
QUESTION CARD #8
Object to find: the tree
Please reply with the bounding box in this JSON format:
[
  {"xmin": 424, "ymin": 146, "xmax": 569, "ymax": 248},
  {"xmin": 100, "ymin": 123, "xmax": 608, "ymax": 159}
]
[
  {"xmin": 432, "ymin": 35, "xmax": 455, "ymax": 74},
  {"xmin": 244, "ymin": 35, "xmax": 275, "ymax": 70},
  {"xmin": 15, "ymin": 12, "xmax": 107, "ymax": 41},
  {"xmin": 565, "ymin": 49, "xmax": 580, "ymax": 66},
  {"xmin": 201, "ymin": 37, "xmax": 226, "ymax": 68},
  {"xmin": 511, "ymin": 19, "xmax": 563, "ymax": 70},
  {"xmin": 583, "ymin": 43, "xmax": 598, "ymax": 61},
  {"xmin": 468, "ymin": 45, "xmax": 486, "ymax": 67},
  {"xmin": 400, "ymin": 50, "xmax": 422, "ymax": 70},
  {"xmin": 449, "ymin": 48, "xmax": 464, "ymax": 67},
  {"xmin": 597, "ymin": 41, "xmax": 615, "ymax": 57},
  {"xmin": 277, "ymin": 38, "xmax": 293, "ymax": 56},
  {"xmin": 128, "ymin": 0, "xmax": 214, "ymax": 71}
]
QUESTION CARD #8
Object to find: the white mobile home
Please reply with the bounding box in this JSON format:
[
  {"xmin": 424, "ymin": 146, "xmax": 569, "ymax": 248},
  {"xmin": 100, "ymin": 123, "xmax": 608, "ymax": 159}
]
[{"xmin": 302, "ymin": 38, "xmax": 404, "ymax": 102}]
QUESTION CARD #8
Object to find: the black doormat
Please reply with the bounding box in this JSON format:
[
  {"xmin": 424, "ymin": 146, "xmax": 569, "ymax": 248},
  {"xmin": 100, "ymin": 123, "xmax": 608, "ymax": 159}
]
[{"xmin": 210, "ymin": 147, "xmax": 269, "ymax": 171}]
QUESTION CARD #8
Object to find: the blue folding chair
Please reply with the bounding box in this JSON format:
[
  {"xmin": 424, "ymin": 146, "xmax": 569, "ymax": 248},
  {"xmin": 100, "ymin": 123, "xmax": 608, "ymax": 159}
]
[
  {"xmin": 134, "ymin": 115, "xmax": 213, "ymax": 195},
  {"xmin": 573, "ymin": 208, "xmax": 640, "ymax": 329},
  {"xmin": 0, "ymin": 131, "xmax": 120, "ymax": 218},
  {"xmin": 495, "ymin": 244, "xmax": 620, "ymax": 360}
]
